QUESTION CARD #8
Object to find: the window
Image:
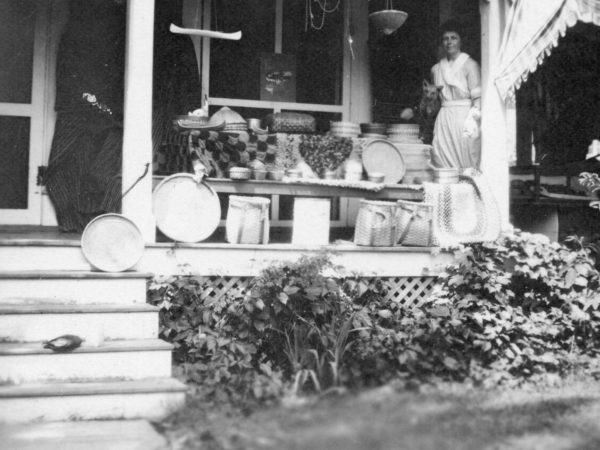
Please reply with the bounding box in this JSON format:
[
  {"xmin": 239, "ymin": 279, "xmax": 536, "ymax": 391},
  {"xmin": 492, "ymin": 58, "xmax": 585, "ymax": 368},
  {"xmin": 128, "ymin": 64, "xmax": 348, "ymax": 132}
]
[
  {"xmin": 203, "ymin": 0, "xmax": 347, "ymax": 130},
  {"xmin": 0, "ymin": 0, "xmax": 35, "ymax": 209}
]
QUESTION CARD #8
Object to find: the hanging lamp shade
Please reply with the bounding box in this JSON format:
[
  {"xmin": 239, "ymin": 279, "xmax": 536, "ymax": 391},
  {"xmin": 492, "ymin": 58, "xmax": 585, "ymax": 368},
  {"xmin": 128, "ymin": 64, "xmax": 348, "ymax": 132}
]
[
  {"xmin": 369, "ymin": 0, "xmax": 408, "ymax": 35},
  {"xmin": 369, "ymin": 9, "xmax": 408, "ymax": 35}
]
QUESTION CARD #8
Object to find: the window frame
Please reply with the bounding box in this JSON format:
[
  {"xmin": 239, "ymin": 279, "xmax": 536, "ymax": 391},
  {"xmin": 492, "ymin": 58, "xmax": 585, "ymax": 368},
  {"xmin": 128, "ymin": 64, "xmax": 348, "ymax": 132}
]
[{"xmin": 200, "ymin": 0, "xmax": 350, "ymax": 118}]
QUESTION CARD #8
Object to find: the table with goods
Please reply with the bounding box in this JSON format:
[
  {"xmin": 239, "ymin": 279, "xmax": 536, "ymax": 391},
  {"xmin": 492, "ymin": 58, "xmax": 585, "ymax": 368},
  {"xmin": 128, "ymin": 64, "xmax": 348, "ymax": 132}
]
[{"xmin": 153, "ymin": 107, "xmax": 457, "ymax": 247}]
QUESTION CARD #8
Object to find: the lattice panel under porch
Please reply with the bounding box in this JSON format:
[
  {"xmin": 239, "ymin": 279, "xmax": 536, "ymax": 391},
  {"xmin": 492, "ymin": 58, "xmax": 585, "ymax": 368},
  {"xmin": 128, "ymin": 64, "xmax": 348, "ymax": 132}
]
[
  {"xmin": 197, "ymin": 276, "xmax": 437, "ymax": 308},
  {"xmin": 375, "ymin": 277, "xmax": 438, "ymax": 308},
  {"xmin": 198, "ymin": 276, "xmax": 253, "ymax": 301}
]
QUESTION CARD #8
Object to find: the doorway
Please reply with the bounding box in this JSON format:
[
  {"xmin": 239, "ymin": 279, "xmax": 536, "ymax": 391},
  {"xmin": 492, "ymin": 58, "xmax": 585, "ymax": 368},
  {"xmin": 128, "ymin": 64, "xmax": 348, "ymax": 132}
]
[{"xmin": 0, "ymin": 1, "xmax": 54, "ymax": 225}]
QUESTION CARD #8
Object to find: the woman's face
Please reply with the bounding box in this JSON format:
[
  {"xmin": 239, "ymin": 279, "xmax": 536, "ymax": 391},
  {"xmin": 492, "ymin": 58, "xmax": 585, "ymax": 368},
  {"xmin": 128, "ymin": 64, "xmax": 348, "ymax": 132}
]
[{"xmin": 442, "ymin": 31, "xmax": 462, "ymax": 58}]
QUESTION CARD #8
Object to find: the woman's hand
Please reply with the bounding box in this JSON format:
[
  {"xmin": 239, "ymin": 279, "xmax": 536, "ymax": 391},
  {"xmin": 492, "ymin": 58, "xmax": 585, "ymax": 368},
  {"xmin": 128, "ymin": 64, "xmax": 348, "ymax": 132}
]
[{"xmin": 463, "ymin": 107, "xmax": 481, "ymax": 139}]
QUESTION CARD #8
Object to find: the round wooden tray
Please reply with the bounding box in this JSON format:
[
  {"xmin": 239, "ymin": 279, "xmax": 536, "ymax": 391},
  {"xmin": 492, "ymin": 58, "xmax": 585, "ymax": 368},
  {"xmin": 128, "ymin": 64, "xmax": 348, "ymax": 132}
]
[
  {"xmin": 81, "ymin": 213, "xmax": 145, "ymax": 272},
  {"xmin": 153, "ymin": 174, "xmax": 221, "ymax": 243},
  {"xmin": 361, "ymin": 139, "xmax": 406, "ymax": 184}
]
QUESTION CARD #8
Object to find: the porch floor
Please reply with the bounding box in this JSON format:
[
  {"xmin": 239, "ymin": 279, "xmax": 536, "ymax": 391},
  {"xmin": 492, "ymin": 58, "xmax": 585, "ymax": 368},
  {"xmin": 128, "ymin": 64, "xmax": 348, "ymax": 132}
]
[
  {"xmin": 0, "ymin": 226, "xmax": 80, "ymax": 243},
  {"xmin": 0, "ymin": 226, "xmax": 355, "ymax": 246},
  {"xmin": 0, "ymin": 226, "xmax": 452, "ymax": 278}
]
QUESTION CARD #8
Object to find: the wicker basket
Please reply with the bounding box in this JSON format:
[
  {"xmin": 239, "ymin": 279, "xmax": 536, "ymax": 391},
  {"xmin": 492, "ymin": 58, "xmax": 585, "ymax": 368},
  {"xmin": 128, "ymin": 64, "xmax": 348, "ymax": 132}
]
[
  {"xmin": 263, "ymin": 112, "xmax": 316, "ymax": 134},
  {"xmin": 395, "ymin": 200, "xmax": 433, "ymax": 247},
  {"xmin": 354, "ymin": 200, "xmax": 397, "ymax": 246},
  {"xmin": 226, "ymin": 196, "xmax": 270, "ymax": 244}
]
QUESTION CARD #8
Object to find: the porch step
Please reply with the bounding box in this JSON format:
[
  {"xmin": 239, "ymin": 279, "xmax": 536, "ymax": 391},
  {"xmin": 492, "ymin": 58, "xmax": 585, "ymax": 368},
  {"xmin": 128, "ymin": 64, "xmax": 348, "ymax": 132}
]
[
  {"xmin": 0, "ymin": 378, "xmax": 187, "ymax": 423},
  {"xmin": 0, "ymin": 242, "xmax": 90, "ymax": 272},
  {"xmin": 0, "ymin": 420, "xmax": 168, "ymax": 450},
  {"xmin": 0, "ymin": 303, "xmax": 159, "ymax": 342},
  {"xmin": 0, "ymin": 271, "xmax": 151, "ymax": 305},
  {"xmin": 0, "ymin": 339, "xmax": 174, "ymax": 384}
]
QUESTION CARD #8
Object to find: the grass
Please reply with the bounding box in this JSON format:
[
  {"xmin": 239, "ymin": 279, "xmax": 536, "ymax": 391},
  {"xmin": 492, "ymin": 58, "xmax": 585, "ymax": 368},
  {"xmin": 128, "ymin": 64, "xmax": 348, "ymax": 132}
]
[{"xmin": 156, "ymin": 375, "xmax": 600, "ymax": 450}]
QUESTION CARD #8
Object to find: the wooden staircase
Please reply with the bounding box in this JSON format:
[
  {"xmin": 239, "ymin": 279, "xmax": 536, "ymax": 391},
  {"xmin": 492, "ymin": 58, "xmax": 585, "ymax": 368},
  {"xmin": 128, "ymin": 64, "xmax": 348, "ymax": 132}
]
[{"xmin": 0, "ymin": 270, "xmax": 186, "ymax": 423}]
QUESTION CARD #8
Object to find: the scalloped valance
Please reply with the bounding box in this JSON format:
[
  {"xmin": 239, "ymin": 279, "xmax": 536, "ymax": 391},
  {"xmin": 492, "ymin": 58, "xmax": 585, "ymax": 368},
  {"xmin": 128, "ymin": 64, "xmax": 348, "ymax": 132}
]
[{"xmin": 495, "ymin": 0, "xmax": 600, "ymax": 102}]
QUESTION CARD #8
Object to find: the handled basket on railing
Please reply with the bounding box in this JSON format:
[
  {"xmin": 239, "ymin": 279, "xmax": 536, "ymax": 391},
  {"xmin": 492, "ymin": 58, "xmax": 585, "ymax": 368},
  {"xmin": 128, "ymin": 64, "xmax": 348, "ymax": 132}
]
[
  {"xmin": 226, "ymin": 196, "xmax": 271, "ymax": 244},
  {"xmin": 395, "ymin": 199, "xmax": 433, "ymax": 247},
  {"xmin": 262, "ymin": 112, "xmax": 317, "ymax": 134},
  {"xmin": 354, "ymin": 200, "xmax": 397, "ymax": 246}
]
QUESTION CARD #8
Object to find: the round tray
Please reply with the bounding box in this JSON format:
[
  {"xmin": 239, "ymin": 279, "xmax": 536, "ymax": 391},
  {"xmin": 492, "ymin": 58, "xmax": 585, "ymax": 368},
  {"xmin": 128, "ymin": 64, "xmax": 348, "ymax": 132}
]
[
  {"xmin": 153, "ymin": 174, "xmax": 221, "ymax": 243},
  {"xmin": 362, "ymin": 139, "xmax": 406, "ymax": 184},
  {"xmin": 81, "ymin": 213, "xmax": 145, "ymax": 272}
]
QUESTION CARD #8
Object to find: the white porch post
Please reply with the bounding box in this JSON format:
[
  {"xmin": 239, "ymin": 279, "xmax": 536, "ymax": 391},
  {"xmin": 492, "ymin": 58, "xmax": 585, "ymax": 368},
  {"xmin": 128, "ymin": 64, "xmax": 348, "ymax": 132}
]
[
  {"xmin": 122, "ymin": 0, "xmax": 156, "ymax": 242},
  {"xmin": 480, "ymin": 0, "xmax": 512, "ymax": 230},
  {"xmin": 347, "ymin": 0, "xmax": 371, "ymax": 124}
]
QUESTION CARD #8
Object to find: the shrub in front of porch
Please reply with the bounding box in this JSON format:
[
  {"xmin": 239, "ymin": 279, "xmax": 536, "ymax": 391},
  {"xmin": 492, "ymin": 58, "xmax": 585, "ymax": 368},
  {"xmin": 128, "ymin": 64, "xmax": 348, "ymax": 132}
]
[
  {"xmin": 148, "ymin": 254, "xmax": 370, "ymax": 403},
  {"xmin": 148, "ymin": 232, "xmax": 600, "ymax": 403},
  {"xmin": 349, "ymin": 231, "xmax": 600, "ymax": 387}
]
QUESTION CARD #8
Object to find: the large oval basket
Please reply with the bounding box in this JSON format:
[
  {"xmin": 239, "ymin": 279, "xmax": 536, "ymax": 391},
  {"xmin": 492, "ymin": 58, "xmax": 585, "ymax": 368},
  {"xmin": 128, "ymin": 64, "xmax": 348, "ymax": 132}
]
[
  {"xmin": 81, "ymin": 213, "xmax": 145, "ymax": 272},
  {"xmin": 153, "ymin": 173, "xmax": 221, "ymax": 243}
]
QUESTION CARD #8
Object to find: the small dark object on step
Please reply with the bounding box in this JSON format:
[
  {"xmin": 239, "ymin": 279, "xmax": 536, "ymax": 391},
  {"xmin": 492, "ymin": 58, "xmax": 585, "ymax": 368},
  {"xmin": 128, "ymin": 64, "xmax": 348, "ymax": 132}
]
[{"xmin": 43, "ymin": 334, "xmax": 84, "ymax": 352}]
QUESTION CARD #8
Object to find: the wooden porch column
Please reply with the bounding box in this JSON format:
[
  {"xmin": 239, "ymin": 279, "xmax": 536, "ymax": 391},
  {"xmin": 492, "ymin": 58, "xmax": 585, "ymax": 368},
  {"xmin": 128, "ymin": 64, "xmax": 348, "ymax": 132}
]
[
  {"xmin": 122, "ymin": 0, "xmax": 156, "ymax": 242},
  {"xmin": 347, "ymin": 0, "xmax": 371, "ymax": 124},
  {"xmin": 479, "ymin": 0, "xmax": 512, "ymax": 230}
]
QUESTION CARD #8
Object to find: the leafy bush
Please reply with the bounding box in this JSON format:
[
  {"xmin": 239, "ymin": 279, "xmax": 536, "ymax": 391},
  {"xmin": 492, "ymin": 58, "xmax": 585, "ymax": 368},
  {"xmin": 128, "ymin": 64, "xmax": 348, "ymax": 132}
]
[
  {"xmin": 149, "ymin": 231, "xmax": 600, "ymax": 402},
  {"xmin": 148, "ymin": 255, "xmax": 368, "ymax": 402},
  {"xmin": 347, "ymin": 231, "xmax": 600, "ymax": 387}
]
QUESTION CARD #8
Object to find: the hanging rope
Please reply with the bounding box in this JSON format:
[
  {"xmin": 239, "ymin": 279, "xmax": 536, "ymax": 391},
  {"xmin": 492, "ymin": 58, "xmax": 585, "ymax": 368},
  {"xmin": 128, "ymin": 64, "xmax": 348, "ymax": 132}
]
[{"xmin": 305, "ymin": 0, "xmax": 341, "ymax": 31}]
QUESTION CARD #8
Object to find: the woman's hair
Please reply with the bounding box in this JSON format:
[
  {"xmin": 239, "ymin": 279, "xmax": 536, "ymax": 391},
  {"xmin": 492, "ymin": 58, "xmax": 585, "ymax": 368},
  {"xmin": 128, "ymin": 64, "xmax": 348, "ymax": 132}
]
[{"xmin": 439, "ymin": 19, "xmax": 465, "ymax": 40}]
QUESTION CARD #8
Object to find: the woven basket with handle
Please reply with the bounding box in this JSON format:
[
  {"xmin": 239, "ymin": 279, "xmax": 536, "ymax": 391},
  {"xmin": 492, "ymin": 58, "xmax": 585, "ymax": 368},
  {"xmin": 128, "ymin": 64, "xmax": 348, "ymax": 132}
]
[
  {"xmin": 395, "ymin": 199, "xmax": 433, "ymax": 247},
  {"xmin": 354, "ymin": 200, "xmax": 397, "ymax": 246},
  {"xmin": 263, "ymin": 112, "xmax": 316, "ymax": 134},
  {"xmin": 226, "ymin": 196, "xmax": 270, "ymax": 244}
]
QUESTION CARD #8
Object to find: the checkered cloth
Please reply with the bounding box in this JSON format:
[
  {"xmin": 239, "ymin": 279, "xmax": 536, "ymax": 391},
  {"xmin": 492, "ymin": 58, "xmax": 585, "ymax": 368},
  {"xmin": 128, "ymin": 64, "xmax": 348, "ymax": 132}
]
[{"xmin": 495, "ymin": 0, "xmax": 600, "ymax": 102}]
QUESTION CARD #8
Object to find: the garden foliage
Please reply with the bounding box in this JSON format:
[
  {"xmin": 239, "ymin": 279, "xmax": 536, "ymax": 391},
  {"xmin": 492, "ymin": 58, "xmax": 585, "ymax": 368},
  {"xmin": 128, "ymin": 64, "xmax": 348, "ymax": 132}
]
[{"xmin": 148, "ymin": 230, "xmax": 600, "ymax": 402}]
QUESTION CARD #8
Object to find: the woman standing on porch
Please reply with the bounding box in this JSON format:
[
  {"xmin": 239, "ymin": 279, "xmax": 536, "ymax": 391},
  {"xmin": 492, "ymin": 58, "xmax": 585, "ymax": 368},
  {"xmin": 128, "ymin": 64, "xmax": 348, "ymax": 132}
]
[{"xmin": 430, "ymin": 20, "xmax": 482, "ymax": 169}]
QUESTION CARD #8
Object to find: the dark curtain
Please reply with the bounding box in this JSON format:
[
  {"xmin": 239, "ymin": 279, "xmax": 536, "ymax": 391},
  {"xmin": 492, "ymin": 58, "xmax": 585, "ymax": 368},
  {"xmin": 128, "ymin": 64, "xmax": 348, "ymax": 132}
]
[{"xmin": 46, "ymin": 0, "xmax": 126, "ymax": 232}]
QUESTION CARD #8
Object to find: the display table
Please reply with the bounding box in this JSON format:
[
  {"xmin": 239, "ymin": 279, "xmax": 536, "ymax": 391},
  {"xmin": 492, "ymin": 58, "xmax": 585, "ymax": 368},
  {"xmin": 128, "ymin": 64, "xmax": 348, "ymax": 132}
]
[
  {"xmin": 201, "ymin": 178, "xmax": 424, "ymax": 201},
  {"xmin": 152, "ymin": 176, "xmax": 425, "ymax": 244}
]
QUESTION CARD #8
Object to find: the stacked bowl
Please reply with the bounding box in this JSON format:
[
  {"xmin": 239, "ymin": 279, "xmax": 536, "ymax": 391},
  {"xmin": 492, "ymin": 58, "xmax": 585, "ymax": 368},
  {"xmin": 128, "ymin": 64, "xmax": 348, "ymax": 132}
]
[
  {"xmin": 386, "ymin": 124, "xmax": 432, "ymax": 184},
  {"xmin": 386, "ymin": 123, "xmax": 421, "ymax": 143},
  {"xmin": 359, "ymin": 123, "xmax": 387, "ymax": 139},
  {"xmin": 330, "ymin": 121, "xmax": 360, "ymax": 138}
]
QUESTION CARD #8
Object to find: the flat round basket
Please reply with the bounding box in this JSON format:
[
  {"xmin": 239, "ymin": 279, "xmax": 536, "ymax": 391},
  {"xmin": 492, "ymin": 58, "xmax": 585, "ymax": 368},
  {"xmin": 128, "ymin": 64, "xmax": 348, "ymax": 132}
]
[
  {"xmin": 362, "ymin": 139, "xmax": 406, "ymax": 184},
  {"xmin": 153, "ymin": 173, "xmax": 221, "ymax": 243},
  {"xmin": 81, "ymin": 213, "xmax": 145, "ymax": 272},
  {"xmin": 173, "ymin": 116, "xmax": 226, "ymax": 132}
]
